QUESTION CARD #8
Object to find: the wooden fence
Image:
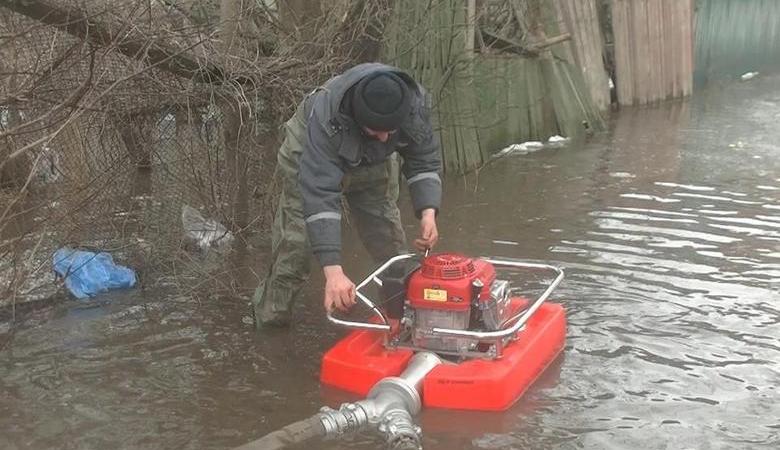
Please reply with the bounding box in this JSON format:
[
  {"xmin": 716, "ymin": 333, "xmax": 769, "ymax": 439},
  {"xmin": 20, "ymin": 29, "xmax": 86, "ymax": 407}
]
[
  {"xmin": 611, "ymin": 0, "xmax": 694, "ymax": 105},
  {"xmin": 555, "ymin": 0, "xmax": 611, "ymax": 111},
  {"xmin": 383, "ymin": 0, "xmax": 606, "ymax": 173}
]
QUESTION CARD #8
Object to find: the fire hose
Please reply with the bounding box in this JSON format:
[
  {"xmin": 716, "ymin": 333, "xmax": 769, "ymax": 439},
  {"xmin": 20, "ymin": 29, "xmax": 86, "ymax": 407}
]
[{"xmin": 233, "ymin": 352, "xmax": 442, "ymax": 450}]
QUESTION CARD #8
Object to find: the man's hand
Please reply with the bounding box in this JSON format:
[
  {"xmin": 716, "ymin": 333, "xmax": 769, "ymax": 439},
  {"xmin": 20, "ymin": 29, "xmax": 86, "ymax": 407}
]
[
  {"xmin": 323, "ymin": 265, "xmax": 356, "ymax": 313},
  {"xmin": 414, "ymin": 208, "xmax": 439, "ymax": 252}
]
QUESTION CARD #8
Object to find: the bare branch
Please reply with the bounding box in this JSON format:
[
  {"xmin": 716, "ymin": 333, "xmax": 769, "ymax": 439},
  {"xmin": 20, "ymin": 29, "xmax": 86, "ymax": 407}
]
[{"xmin": 0, "ymin": 0, "xmax": 244, "ymax": 84}]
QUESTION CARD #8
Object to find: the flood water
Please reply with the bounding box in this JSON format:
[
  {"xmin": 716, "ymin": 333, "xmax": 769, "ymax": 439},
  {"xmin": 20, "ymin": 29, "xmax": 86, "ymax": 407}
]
[{"xmin": 2, "ymin": 76, "xmax": 779, "ymax": 450}]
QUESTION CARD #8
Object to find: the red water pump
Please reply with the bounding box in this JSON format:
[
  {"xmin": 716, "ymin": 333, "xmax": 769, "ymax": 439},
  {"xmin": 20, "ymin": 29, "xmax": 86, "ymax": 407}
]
[
  {"xmin": 404, "ymin": 253, "xmax": 510, "ymax": 356},
  {"xmin": 321, "ymin": 252, "xmax": 566, "ymax": 411}
]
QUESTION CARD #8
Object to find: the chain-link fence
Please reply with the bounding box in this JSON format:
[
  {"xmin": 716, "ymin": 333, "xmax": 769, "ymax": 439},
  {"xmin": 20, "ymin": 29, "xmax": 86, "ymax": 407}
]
[{"xmin": 0, "ymin": 2, "xmax": 283, "ymax": 310}]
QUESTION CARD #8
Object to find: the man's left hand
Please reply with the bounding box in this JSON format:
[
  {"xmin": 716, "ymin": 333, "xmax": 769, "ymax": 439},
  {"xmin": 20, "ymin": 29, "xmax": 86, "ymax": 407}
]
[{"xmin": 414, "ymin": 208, "xmax": 438, "ymax": 252}]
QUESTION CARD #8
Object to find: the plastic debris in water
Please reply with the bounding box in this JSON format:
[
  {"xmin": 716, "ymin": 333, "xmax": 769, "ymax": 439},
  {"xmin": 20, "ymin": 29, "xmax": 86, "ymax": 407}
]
[
  {"xmin": 495, "ymin": 136, "xmax": 571, "ymax": 157},
  {"xmin": 53, "ymin": 248, "xmax": 137, "ymax": 299},
  {"xmin": 181, "ymin": 205, "xmax": 234, "ymax": 250},
  {"xmin": 548, "ymin": 135, "xmax": 569, "ymax": 143},
  {"xmin": 547, "ymin": 135, "xmax": 570, "ymax": 147},
  {"xmin": 740, "ymin": 72, "xmax": 759, "ymax": 81},
  {"xmin": 494, "ymin": 141, "xmax": 545, "ymax": 157},
  {"xmin": 521, "ymin": 141, "xmax": 545, "ymax": 149}
]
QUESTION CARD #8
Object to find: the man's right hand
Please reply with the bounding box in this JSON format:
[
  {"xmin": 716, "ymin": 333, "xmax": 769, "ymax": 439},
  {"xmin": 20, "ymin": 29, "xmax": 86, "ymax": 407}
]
[{"xmin": 323, "ymin": 265, "xmax": 356, "ymax": 313}]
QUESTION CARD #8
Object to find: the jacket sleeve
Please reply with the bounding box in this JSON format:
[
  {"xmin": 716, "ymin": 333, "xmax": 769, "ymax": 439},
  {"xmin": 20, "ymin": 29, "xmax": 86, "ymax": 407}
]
[
  {"xmin": 398, "ymin": 92, "xmax": 443, "ymax": 219},
  {"xmin": 298, "ymin": 107, "xmax": 345, "ymax": 267}
]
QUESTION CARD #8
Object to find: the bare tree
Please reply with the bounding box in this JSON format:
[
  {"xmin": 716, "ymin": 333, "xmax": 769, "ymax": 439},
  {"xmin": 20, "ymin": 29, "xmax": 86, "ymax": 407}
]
[{"xmin": 0, "ymin": 0, "xmax": 411, "ymax": 309}]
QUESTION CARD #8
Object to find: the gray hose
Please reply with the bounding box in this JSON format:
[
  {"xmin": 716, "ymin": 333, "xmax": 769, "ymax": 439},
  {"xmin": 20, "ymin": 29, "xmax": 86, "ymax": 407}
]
[{"xmin": 232, "ymin": 415, "xmax": 326, "ymax": 450}]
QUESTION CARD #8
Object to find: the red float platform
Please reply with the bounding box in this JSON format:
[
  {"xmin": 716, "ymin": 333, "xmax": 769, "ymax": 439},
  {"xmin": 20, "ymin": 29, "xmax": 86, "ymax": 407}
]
[{"xmin": 320, "ymin": 299, "xmax": 566, "ymax": 411}]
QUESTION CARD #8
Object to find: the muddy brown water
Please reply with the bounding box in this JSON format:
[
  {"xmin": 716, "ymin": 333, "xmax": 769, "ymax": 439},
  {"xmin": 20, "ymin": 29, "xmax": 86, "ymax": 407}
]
[{"xmin": 2, "ymin": 76, "xmax": 779, "ymax": 450}]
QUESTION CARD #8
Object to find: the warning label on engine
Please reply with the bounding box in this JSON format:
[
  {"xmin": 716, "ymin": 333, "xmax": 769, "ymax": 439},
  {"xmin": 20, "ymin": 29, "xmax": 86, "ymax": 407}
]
[{"xmin": 423, "ymin": 288, "xmax": 447, "ymax": 302}]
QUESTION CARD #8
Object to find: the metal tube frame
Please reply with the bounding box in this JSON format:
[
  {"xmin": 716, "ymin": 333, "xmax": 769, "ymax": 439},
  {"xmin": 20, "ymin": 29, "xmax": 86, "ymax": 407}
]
[
  {"xmin": 326, "ymin": 254, "xmax": 564, "ymax": 356},
  {"xmin": 326, "ymin": 254, "xmax": 417, "ymax": 332}
]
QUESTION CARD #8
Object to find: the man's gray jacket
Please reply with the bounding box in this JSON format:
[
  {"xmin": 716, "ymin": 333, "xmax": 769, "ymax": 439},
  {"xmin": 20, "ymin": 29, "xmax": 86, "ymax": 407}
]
[{"xmin": 298, "ymin": 63, "xmax": 442, "ymax": 267}]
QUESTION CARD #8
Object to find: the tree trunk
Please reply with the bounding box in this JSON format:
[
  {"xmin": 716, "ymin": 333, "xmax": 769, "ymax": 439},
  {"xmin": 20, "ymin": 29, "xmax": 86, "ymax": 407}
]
[
  {"xmin": 219, "ymin": 0, "xmax": 251, "ymax": 231},
  {"xmin": 336, "ymin": 0, "xmax": 395, "ymax": 64},
  {"xmin": 0, "ymin": 38, "xmax": 32, "ymax": 188},
  {"xmin": 115, "ymin": 114, "xmax": 153, "ymax": 169},
  {"xmin": 0, "ymin": 107, "xmax": 31, "ymax": 188},
  {"xmin": 0, "ymin": 0, "xmax": 245, "ymax": 84}
]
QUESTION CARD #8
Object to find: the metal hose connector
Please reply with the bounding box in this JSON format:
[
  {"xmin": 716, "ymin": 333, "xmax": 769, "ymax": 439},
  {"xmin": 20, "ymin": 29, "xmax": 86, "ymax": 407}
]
[
  {"xmin": 318, "ymin": 402, "xmax": 370, "ymax": 438},
  {"xmin": 233, "ymin": 352, "xmax": 441, "ymax": 450},
  {"xmin": 379, "ymin": 408, "xmax": 422, "ymax": 450},
  {"xmin": 319, "ymin": 352, "xmax": 441, "ymax": 449}
]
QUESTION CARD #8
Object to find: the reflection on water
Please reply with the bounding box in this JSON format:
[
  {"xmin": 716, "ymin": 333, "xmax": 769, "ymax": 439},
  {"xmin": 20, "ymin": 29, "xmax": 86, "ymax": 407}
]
[{"xmin": 2, "ymin": 76, "xmax": 779, "ymax": 450}]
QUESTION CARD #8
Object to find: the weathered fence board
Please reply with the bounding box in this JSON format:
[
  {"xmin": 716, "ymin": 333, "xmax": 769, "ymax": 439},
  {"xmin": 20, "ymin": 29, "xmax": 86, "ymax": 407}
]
[
  {"xmin": 554, "ymin": 0, "xmax": 611, "ymax": 111},
  {"xmin": 612, "ymin": 0, "xmax": 694, "ymax": 105}
]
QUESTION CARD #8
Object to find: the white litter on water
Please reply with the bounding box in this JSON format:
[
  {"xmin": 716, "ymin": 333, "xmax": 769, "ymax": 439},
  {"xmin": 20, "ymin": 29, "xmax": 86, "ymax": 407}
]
[
  {"xmin": 494, "ymin": 135, "xmax": 569, "ymax": 157},
  {"xmin": 548, "ymin": 135, "xmax": 569, "ymax": 143},
  {"xmin": 520, "ymin": 141, "xmax": 544, "ymax": 150},
  {"xmin": 494, "ymin": 141, "xmax": 542, "ymax": 157},
  {"xmin": 609, "ymin": 172, "xmax": 636, "ymax": 179},
  {"xmin": 740, "ymin": 71, "xmax": 759, "ymax": 81}
]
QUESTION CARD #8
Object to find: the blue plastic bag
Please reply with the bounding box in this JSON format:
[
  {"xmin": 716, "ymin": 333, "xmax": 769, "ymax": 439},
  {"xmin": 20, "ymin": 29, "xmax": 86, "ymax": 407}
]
[{"xmin": 53, "ymin": 248, "xmax": 137, "ymax": 299}]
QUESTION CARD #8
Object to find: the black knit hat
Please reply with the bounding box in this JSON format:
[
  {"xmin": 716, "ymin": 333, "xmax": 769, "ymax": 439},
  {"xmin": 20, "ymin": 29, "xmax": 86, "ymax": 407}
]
[{"xmin": 351, "ymin": 71, "xmax": 412, "ymax": 131}]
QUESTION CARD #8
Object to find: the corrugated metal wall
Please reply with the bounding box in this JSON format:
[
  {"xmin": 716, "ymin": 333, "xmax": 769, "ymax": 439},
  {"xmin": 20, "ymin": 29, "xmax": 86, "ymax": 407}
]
[
  {"xmin": 694, "ymin": 0, "xmax": 780, "ymax": 84},
  {"xmin": 611, "ymin": 0, "xmax": 694, "ymax": 105}
]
